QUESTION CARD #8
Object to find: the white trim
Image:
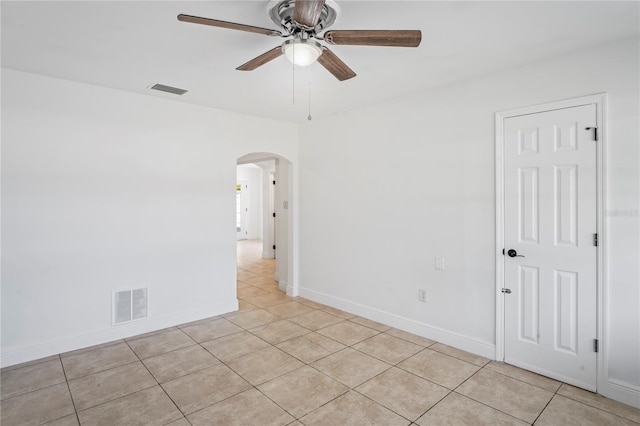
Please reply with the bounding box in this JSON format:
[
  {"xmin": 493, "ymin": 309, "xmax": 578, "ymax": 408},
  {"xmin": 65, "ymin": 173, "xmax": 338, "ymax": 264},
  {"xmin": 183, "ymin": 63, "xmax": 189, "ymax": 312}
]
[
  {"xmin": 495, "ymin": 112, "xmax": 506, "ymax": 361},
  {"xmin": 300, "ymin": 288, "xmax": 495, "ymax": 359},
  {"xmin": 495, "ymin": 93, "xmax": 608, "ymax": 392},
  {"xmin": 603, "ymin": 379, "xmax": 640, "ymax": 409},
  {"xmin": 1, "ymin": 299, "xmax": 238, "ymax": 368}
]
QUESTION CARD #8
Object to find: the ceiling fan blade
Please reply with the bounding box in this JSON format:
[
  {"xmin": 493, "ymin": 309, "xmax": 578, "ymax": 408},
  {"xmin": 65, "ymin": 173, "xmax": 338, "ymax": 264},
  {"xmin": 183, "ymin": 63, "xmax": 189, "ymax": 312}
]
[
  {"xmin": 293, "ymin": 0, "xmax": 326, "ymax": 28},
  {"xmin": 236, "ymin": 47, "xmax": 284, "ymax": 71},
  {"xmin": 317, "ymin": 47, "xmax": 356, "ymax": 81},
  {"xmin": 324, "ymin": 30, "xmax": 422, "ymax": 47},
  {"xmin": 178, "ymin": 14, "xmax": 282, "ymax": 37}
]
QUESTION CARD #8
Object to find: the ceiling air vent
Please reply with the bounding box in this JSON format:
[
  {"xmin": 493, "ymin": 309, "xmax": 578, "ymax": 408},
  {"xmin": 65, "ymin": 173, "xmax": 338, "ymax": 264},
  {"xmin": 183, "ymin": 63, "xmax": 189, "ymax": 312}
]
[{"xmin": 150, "ymin": 83, "xmax": 188, "ymax": 95}]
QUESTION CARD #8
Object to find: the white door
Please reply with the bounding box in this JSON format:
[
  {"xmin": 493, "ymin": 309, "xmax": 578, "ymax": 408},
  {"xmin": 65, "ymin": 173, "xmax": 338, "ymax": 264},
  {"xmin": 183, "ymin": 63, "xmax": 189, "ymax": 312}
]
[
  {"xmin": 503, "ymin": 104, "xmax": 598, "ymax": 391},
  {"xmin": 236, "ymin": 181, "xmax": 248, "ymax": 240}
]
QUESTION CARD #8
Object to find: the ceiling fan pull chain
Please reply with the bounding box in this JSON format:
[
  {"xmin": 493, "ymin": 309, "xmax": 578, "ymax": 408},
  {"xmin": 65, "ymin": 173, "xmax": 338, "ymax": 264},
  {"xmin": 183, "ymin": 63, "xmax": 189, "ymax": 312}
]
[{"xmin": 308, "ymin": 64, "xmax": 313, "ymax": 121}]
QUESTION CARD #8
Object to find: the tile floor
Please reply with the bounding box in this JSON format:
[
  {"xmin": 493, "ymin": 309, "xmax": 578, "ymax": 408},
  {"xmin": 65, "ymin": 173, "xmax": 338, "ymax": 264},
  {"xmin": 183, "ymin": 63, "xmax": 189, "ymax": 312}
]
[{"xmin": 2, "ymin": 240, "xmax": 639, "ymax": 425}]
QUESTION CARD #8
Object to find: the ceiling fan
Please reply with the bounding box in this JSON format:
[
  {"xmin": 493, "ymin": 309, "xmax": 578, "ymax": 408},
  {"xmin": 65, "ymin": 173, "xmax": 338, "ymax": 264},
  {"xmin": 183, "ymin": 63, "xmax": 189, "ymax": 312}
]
[{"xmin": 178, "ymin": 0, "xmax": 421, "ymax": 81}]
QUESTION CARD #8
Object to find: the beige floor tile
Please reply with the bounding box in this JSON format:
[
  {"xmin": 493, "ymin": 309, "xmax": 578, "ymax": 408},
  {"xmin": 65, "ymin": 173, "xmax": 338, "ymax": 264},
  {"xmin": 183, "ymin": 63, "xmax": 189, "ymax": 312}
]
[
  {"xmin": 237, "ymin": 286, "xmax": 271, "ymax": 298},
  {"xmin": 287, "ymin": 309, "xmax": 345, "ymax": 331},
  {"xmin": 385, "ymin": 328, "xmax": 435, "ymax": 347},
  {"xmin": 226, "ymin": 309, "xmax": 281, "ymax": 329},
  {"xmin": 356, "ymin": 367, "xmax": 450, "ymax": 421},
  {"xmin": 266, "ymin": 301, "xmax": 315, "ymax": 318},
  {"xmin": 142, "ymin": 345, "xmax": 220, "ymax": 383},
  {"xmin": 250, "ymin": 319, "xmax": 310, "ymax": 344},
  {"xmin": 201, "ymin": 331, "xmax": 271, "ymax": 362},
  {"xmin": 430, "ymin": 343, "xmax": 491, "ymax": 367},
  {"xmin": 126, "ymin": 328, "xmax": 195, "ymax": 359},
  {"xmin": 164, "ymin": 418, "xmax": 190, "ymax": 426},
  {"xmin": 416, "ymin": 392, "xmax": 527, "ymax": 426},
  {"xmin": 456, "ymin": 369, "xmax": 554, "ymax": 423},
  {"xmin": 237, "ymin": 271, "xmax": 259, "ymax": 282},
  {"xmin": 187, "ymin": 388, "xmax": 295, "ymax": 426},
  {"xmin": 227, "ymin": 346, "xmax": 304, "ymax": 385},
  {"xmin": 250, "ymin": 280, "xmax": 281, "ymax": 290},
  {"xmin": 485, "ymin": 361, "xmax": 561, "ymax": 392},
  {"xmin": 398, "ymin": 348, "xmax": 480, "ymax": 389},
  {"xmin": 238, "ymin": 300, "xmax": 258, "ymax": 311},
  {"xmin": 165, "ymin": 418, "xmax": 191, "ymax": 426},
  {"xmin": 1, "ymin": 354, "xmax": 61, "ymax": 373},
  {"xmin": 354, "ymin": 333, "xmax": 423, "ymax": 365},
  {"xmin": 179, "ymin": 318, "xmax": 242, "ymax": 343},
  {"xmin": 61, "ymin": 342, "xmax": 138, "ymax": 380},
  {"xmin": 244, "ymin": 276, "xmax": 278, "ymax": 286},
  {"xmin": 261, "ymin": 284, "xmax": 286, "ymax": 294},
  {"xmin": 321, "ymin": 306, "xmax": 356, "ymax": 319},
  {"xmin": 68, "ymin": 361, "xmax": 156, "ymax": 411},
  {"xmin": 1, "ymin": 358, "xmax": 66, "ymax": 400},
  {"xmin": 557, "ymin": 383, "xmax": 640, "ymax": 423},
  {"xmin": 1, "ymin": 383, "xmax": 75, "ymax": 426},
  {"xmin": 535, "ymin": 395, "xmax": 637, "ymax": 425},
  {"xmin": 77, "ymin": 386, "xmax": 182, "ymax": 425},
  {"xmin": 236, "ymin": 281, "xmax": 252, "ymax": 289},
  {"xmin": 244, "ymin": 292, "xmax": 292, "ymax": 308},
  {"xmin": 44, "ymin": 414, "xmax": 80, "ymax": 425},
  {"xmin": 300, "ymin": 390, "xmax": 410, "ymax": 426},
  {"xmin": 312, "ymin": 348, "xmax": 391, "ymax": 388},
  {"xmin": 316, "ymin": 320, "xmax": 380, "ymax": 346},
  {"xmin": 349, "ymin": 316, "xmax": 392, "ymax": 332},
  {"xmin": 294, "ymin": 298, "xmax": 328, "ymax": 309},
  {"xmin": 162, "ymin": 364, "xmax": 251, "ymax": 415},
  {"xmin": 276, "ymin": 332, "xmax": 346, "ymax": 364},
  {"xmin": 258, "ymin": 365, "xmax": 349, "ymax": 418}
]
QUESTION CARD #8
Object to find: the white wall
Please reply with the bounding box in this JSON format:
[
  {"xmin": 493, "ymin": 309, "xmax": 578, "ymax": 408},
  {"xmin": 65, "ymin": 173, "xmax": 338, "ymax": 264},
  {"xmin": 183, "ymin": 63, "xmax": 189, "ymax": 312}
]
[
  {"xmin": 1, "ymin": 69, "xmax": 297, "ymax": 366},
  {"xmin": 298, "ymin": 38, "xmax": 639, "ymax": 405},
  {"xmin": 236, "ymin": 165, "xmax": 263, "ymax": 240}
]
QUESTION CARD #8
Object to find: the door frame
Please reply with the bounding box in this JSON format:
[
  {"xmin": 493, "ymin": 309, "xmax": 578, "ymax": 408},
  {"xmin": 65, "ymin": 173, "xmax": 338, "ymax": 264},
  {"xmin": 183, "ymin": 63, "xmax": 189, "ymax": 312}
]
[{"xmin": 495, "ymin": 93, "xmax": 607, "ymax": 391}]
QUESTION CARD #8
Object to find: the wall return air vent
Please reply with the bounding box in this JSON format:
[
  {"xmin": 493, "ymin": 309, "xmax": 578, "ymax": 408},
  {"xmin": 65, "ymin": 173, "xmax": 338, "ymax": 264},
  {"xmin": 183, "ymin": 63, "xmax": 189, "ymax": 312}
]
[
  {"xmin": 150, "ymin": 83, "xmax": 188, "ymax": 95},
  {"xmin": 113, "ymin": 288, "xmax": 148, "ymax": 325}
]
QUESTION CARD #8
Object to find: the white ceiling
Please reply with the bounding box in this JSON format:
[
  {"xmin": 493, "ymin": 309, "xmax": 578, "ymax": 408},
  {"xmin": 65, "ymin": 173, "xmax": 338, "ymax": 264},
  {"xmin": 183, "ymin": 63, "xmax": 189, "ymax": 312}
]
[{"xmin": 2, "ymin": 1, "xmax": 638, "ymax": 123}]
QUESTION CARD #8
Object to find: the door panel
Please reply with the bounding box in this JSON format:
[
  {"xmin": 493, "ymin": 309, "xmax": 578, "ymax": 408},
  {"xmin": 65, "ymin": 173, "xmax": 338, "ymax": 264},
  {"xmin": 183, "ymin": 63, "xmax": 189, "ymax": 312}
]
[{"xmin": 504, "ymin": 104, "xmax": 597, "ymax": 391}]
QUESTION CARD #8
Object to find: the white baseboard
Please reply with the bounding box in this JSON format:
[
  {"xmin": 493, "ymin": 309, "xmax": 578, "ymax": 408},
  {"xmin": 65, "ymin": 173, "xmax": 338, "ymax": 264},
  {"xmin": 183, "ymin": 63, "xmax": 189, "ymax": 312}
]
[
  {"xmin": 279, "ymin": 280, "xmax": 288, "ymax": 293},
  {"xmin": 262, "ymin": 251, "xmax": 275, "ymax": 259},
  {"xmin": 286, "ymin": 283, "xmax": 298, "ymax": 297},
  {"xmin": 0, "ymin": 300, "xmax": 238, "ymax": 368},
  {"xmin": 299, "ymin": 288, "xmax": 495, "ymax": 360},
  {"xmin": 602, "ymin": 379, "xmax": 640, "ymax": 409}
]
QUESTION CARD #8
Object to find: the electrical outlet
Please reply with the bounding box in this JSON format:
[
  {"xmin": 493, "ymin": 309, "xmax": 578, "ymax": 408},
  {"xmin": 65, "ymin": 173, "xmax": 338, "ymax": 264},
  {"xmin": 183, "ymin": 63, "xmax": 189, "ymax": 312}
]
[
  {"xmin": 418, "ymin": 289, "xmax": 427, "ymax": 302},
  {"xmin": 435, "ymin": 256, "xmax": 445, "ymax": 271}
]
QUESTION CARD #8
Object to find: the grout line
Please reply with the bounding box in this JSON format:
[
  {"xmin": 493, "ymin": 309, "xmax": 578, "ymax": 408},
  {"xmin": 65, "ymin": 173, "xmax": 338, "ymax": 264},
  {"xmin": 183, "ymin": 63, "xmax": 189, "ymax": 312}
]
[
  {"xmin": 58, "ymin": 354, "xmax": 82, "ymax": 426},
  {"xmin": 480, "ymin": 364, "xmax": 562, "ymax": 394},
  {"xmin": 123, "ymin": 339, "xmax": 186, "ymax": 420}
]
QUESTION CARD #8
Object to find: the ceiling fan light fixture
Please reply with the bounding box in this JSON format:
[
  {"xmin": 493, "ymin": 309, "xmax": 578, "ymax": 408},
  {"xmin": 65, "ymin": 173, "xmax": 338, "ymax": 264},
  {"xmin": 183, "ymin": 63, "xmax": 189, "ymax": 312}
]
[{"xmin": 282, "ymin": 39, "xmax": 323, "ymax": 66}]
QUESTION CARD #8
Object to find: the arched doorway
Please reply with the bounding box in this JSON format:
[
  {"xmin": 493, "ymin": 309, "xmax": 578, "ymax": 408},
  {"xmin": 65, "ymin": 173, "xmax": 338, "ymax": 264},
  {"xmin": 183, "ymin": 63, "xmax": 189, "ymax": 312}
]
[{"xmin": 236, "ymin": 152, "xmax": 298, "ymax": 297}]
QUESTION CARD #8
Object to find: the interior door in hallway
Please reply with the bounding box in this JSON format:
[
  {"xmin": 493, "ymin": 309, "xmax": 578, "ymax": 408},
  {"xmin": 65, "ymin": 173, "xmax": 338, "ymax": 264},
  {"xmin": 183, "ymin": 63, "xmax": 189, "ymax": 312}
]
[
  {"xmin": 503, "ymin": 104, "xmax": 598, "ymax": 391},
  {"xmin": 236, "ymin": 180, "xmax": 249, "ymax": 240}
]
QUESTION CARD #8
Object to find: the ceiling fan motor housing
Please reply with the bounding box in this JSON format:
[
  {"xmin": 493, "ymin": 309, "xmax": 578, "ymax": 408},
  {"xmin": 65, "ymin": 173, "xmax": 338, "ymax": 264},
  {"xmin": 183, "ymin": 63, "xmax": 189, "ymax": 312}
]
[{"xmin": 267, "ymin": 0, "xmax": 339, "ymax": 35}]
